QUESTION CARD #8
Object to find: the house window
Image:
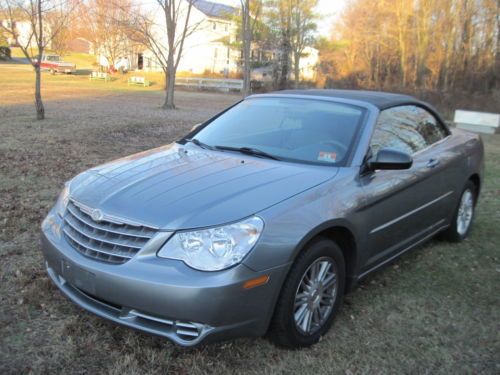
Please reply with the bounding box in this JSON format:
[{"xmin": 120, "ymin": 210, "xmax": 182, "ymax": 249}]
[
  {"xmin": 212, "ymin": 22, "xmax": 216, "ymax": 30},
  {"xmin": 214, "ymin": 48, "xmax": 218, "ymax": 59},
  {"xmin": 225, "ymin": 24, "xmax": 228, "ymax": 32}
]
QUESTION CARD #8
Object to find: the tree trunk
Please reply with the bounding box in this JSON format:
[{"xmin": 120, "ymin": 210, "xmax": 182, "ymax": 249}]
[
  {"xmin": 279, "ymin": 29, "xmax": 290, "ymax": 90},
  {"xmin": 294, "ymin": 51, "xmax": 300, "ymax": 88},
  {"xmin": 35, "ymin": 0, "xmax": 45, "ymax": 120},
  {"xmin": 243, "ymin": 40, "xmax": 251, "ymax": 96},
  {"xmin": 163, "ymin": 61, "xmax": 176, "ymax": 109},
  {"xmin": 241, "ymin": 1, "xmax": 252, "ymax": 97},
  {"xmin": 162, "ymin": 25, "xmax": 176, "ymax": 110},
  {"xmin": 34, "ymin": 64, "xmax": 45, "ymax": 120}
]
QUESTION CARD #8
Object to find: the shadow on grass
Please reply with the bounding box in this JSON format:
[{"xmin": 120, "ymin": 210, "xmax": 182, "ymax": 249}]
[{"xmin": 74, "ymin": 69, "xmax": 93, "ymax": 76}]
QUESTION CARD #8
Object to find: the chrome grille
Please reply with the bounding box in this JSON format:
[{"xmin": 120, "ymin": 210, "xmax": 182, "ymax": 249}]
[{"xmin": 62, "ymin": 201, "xmax": 157, "ymax": 264}]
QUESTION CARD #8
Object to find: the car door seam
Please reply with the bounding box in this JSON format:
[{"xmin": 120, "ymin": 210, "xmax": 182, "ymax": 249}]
[{"xmin": 370, "ymin": 190, "xmax": 454, "ymax": 234}]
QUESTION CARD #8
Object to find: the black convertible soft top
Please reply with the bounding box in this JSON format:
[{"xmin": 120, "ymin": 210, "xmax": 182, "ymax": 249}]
[{"xmin": 274, "ymin": 89, "xmax": 423, "ymax": 110}]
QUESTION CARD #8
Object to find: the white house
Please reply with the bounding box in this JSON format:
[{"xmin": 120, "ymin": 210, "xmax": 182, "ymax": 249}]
[
  {"xmin": 100, "ymin": 0, "xmax": 318, "ymax": 80},
  {"xmin": 0, "ymin": 19, "xmax": 41, "ymax": 48},
  {"xmin": 295, "ymin": 46, "xmax": 319, "ymax": 81},
  {"xmin": 134, "ymin": 0, "xmax": 239, "ymax": 75}
]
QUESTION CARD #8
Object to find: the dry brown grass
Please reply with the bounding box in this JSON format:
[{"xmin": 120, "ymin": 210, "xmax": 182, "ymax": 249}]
[{"xmin": 1, "ymin": 62, "xmax": 499, "ymax": 375}]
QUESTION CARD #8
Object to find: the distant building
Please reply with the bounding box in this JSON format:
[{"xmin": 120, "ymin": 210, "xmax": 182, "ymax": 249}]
[
  {"xmin": 67, "ymin": 38, "xmax": 93, "ymax": 54},
  {"xmin": 0, "ymin": 19, "xmax": 42, "ymax": 48},
  {"xmin": 135, "ymin": 0, "xmax": 239, "ymax": 75},
  {"xmin": 98, "ymin": 0, "xmax": 319, "ymax": 80}
]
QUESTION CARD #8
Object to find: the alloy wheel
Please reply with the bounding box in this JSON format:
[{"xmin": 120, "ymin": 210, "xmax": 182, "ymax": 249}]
[
  {"xmin": 457, "ymin": 189, "xmax": 474, "ymax": 236},
  {"xmin": 294, "ymin": 257, "xmax": 337, "ymax": 335}
]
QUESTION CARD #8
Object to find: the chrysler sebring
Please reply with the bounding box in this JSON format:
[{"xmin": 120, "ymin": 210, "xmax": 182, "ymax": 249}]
[{"xmin": 41, "ymin": 90, "xmax": 484, "ymax": 348}]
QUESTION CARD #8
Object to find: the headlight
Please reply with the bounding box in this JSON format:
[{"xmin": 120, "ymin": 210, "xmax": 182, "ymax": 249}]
[
  {"xmin": 55, "ymin": 183, "xmax": 70, "ymax": 217},
  {"xmin": 157, "ymin": 216, "xmax": 264, "ymax": 271}
]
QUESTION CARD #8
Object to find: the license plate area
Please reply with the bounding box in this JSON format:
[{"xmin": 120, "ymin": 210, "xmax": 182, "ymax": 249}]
[{"xmin": 61, "ymin": 259, "xmax": 96, "ymax": 294}]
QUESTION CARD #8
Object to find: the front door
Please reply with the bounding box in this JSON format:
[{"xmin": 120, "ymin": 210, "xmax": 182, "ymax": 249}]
[{"xmin": 358, "ymin": 105, "xmax": 451, "ymax": 272}]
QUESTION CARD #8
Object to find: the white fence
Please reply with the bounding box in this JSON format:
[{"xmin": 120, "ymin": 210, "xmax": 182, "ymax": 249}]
[{"xmin": 175, "ymin": 77, "xmax": 243, "ymax": 92}]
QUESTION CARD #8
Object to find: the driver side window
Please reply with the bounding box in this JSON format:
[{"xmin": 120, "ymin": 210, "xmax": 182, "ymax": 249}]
[{"xmin": 370, "ymin": 106, "xmax": 428, "ymax": 155}]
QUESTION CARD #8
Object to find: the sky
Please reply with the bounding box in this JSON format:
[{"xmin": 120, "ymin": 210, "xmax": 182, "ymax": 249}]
[
  {"xmin": 314, "ymin": 0, "xmax": 346, "ymax": 37},
  {"xmin": 146, "ymin": 0, "xmax": 347, "ymax": 36},
  {"xmin": 193, "ymin": 0, "xmax": 347, "ymax": 37}
]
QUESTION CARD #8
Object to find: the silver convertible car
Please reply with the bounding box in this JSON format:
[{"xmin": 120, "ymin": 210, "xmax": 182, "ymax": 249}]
[{"xmin": 41, "ymin": 90, "xmax": 484, "ymax": 348}]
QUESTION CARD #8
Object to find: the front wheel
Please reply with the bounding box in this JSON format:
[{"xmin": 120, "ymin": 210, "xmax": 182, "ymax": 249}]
[
  {"xmin": 268, "ymin": 237, "xmax": 345, "ymax": 348},
  {"xmin": 442, "ymin": 181, "xmax": 476, "ymax": 242}
]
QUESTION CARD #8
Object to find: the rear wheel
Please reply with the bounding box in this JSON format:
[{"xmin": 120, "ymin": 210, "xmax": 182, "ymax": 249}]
[
  {"xmin": 442, "ymin": 181, "xmax": 476, "ymax": 242},
  {"xmin": 269, "ymin": 237, "xmax": 345, "ymax": 348}
]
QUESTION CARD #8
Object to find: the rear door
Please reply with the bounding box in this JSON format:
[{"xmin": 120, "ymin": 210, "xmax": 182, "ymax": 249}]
[{"xmin": 359, "ymin": 105, "xmax": 450, "ymax": 271}]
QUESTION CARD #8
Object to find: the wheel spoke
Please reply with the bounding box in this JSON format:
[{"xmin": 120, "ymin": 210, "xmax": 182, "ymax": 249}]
[
  {"xmin": 322, "ymin": 273, "xmax": 336, "ymax": 289},
  {"xmin": 295, "ymin": 303, "xmax": 308, "ymax": 323},
  {"xmin": 312, "ymin": 306, "xmax": 321, "ymax": 326},
  {"xmin": 317, "ymin": 261, "xmax": 331, "ymax": 282},
  {"xmin": 310, "ymin": 262, "xmax": 319, "ymax": 281},
  {"xmin": 301, "ymin": 309, "xmax": 313, "ymax": 332},
  {"xmin": 294, "ymin": 292, "xmax": 309, "ymax": 308}
]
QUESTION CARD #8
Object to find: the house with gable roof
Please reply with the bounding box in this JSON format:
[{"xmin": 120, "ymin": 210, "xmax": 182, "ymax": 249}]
[{"xmin": 99, "ymin": 0, "xmax": 318, "ymax": 81}]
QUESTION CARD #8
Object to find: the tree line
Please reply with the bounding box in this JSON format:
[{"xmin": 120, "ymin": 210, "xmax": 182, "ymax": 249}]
[{"xmin": 317, "ymin": 0, "xmax": 499, "ymax": 94}]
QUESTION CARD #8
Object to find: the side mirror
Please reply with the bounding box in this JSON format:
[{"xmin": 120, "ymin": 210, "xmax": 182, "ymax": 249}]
[{"xmin": 368, "ymin": 148, "xmax": 413, "ymax": 171}]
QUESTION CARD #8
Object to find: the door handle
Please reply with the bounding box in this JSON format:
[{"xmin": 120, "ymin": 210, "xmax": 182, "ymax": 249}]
[{"xmin": 427, "ymin": 159, "xmax": 440, "ymax": 168}]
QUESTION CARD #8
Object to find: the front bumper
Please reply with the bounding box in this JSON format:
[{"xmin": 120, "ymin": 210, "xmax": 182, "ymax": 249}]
[{"xmin": 41, "ymin": 211, "xmax": 289, "ymax": 346}]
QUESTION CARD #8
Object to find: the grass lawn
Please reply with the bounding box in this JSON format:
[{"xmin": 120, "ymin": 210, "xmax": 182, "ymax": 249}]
[{"xmin": 0, "ymin": 61, "xmax": 499, "ymax": 374}]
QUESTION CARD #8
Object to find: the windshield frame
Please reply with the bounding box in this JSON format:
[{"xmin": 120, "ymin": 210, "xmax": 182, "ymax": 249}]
[{"xmin": 179, "ymin": 95, "xmax": 370, "ymax": 167}]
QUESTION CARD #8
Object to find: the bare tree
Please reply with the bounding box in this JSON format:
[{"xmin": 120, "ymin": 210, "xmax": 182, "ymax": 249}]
[
  {"xmin": 240, "ymin": 0, "xmax": 262, "ymax": 96},
  {"xmin": 77, "ymin": 0, "xmax": 132, "ymax": 69},
  {"xmin": 317, "ymin": 0, "xmax": 498, "ymax": 93},
  {"xmin": 266, "ymin": 0, "xmax": 296, "ymax": 90},
  {"xmin": 46, "ymin": 7, "xmax": 74, "ymax": 56},
  {"xmin": 0, "ymin": 0, "xmax": 74, "ymax": 119},
  {"xmin": 290, "ymin": 0, "xmax": 317, "ymax": 88},
  {"xmin": 131, "ymin": 0, "xmax": 200, "ymax": 109},
  {"xmin": 276, "ymin": 0, "xmax": 292, "ymax": 90}
]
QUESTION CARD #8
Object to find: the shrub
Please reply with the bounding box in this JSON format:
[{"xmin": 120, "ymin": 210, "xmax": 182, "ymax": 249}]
[{"xmin": 0, "ymin": 46, "xmax": 11, "ymax": 60}]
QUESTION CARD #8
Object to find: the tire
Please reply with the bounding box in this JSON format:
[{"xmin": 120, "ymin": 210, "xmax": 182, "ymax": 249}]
[
  {"xmin": 441, "ymin": 180, "xmax": 476, "ymax": 242},
  {"xmin": 268, "ymin": 237, "xmax": 345, "ymax": 348},
  {"xmin": 50, "ymin": 69, "xmax": 55, "ymax": 75}
]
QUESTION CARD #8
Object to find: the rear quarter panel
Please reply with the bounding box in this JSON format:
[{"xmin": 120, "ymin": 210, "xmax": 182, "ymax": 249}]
[{"xmin": 444, "ymin": 129, "xmax": 484, "ymax": 208}]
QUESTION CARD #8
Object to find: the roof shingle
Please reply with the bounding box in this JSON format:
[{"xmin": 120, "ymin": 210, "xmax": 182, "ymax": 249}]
[{"xmin": 192, "ymin": 0, "xmax": 237, "ymax": 19}]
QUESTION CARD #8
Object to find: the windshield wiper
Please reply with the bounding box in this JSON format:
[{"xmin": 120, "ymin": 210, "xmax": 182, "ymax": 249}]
[
  {"xmin": 214, "ymin": 145, "xmax": 281, "ymax": 161},
  {"xmin": 184, "ymin": 138, "xmax": 215, "ymax": 150}
]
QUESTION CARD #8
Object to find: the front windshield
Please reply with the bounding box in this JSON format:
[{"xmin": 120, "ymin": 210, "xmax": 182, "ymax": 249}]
[
  {"xmin": 46, "ymin": 55, "xmax": 60, "ymax": 62},
  {"xmin": 191, "ymin": 97, "xmax": 365, "ymax": 166}
]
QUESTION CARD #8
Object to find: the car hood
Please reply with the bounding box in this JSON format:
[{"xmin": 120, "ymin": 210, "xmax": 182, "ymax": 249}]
[{"xmin": 70, "ymin": 143, "xmax": 337, "ymax": 229}]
